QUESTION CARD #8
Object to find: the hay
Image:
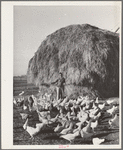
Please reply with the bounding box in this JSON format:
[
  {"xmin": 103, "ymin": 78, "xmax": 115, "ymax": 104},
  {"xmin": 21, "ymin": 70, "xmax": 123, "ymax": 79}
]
[{"xmin": 27, "ymin": 24, "xmax": 119, "ymax": 98}]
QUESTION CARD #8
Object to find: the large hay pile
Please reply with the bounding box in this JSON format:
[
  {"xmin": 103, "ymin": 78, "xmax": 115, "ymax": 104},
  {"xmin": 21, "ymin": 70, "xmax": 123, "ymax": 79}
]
[{"xmin": 27, "ymin": 24, "xmax": 119, "ymax": 99}]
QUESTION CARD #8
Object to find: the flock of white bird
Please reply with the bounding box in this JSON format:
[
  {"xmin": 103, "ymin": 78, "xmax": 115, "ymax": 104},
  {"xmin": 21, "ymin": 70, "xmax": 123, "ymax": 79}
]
[{"xmin": 14, "ymin": 91, "xmax": 119, "ymax": 145}]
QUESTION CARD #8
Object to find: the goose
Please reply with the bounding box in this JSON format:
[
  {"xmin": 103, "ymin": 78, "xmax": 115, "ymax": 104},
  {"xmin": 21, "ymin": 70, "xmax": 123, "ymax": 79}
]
[
  {"xmin": 98, "ymin": 103, "xmax": 106, "ymax": 110},
  {"xmin": 45, "ymin": 93, "xmax": 52, "ymax": 101},
  {"xmin": 23, "ymin": 104, "xmax": 28, "ymax": 110},
  {"xmin": 60, "ymin": 97, "xmax": 69, "ymax": 107},
  {"xmin": 80, "ymin": 129, "xmax": 93, "ymax": 139},
  {"xmin": 80, "ymin": 100, "xmax": 86, "ymax": 107},
  {"xmin": 31, "ymin": 95, "xmax": 38, "ymax": 106},
  {"xmin": 23, "ymin": 118, "xmax": 44, "ymax": 140},
  {"xmin": 19, "ymin": 91, "xmax": 24, "ymax": 96},
  {"xmin": 60, "ymin": 122, "xmax": 73, "ymax": 135},
  {"xmin": 106, "ymin": 105, "xmax": 118, "ymax": 115},
  {"xmin": 76, "ymin": 96, "xmax": 83, "ymax": 105},
  {"xmin": 54, "ymin": 123, "xmax": 65, "ymax": 132},
  {"xmin": 89, "ymin": 108, "xmax": 99, "ymax": 118},
  {"xmin": 95, "ymin": 97, "xmax": 99, "ymax": 104},
  {"xmin": 106, "ymin": 98, "xmax": 119, "ymax": 105},
  {"xmin": 60, "ymin": 130, "xmax": 80, "ymax": 143},
  {"xmin": 20, "ymin": 113, "xmax": 29, "ymax": 120},
  {"xmin": 71, "ymin": 109, "xmax": 76, "ymax": 116},
  {"xmin": 37, "ymin": 110, "xmax": 50, "ymax": 118},
  {"xmin": 37, "ymin": 111, "xmax": 49, "ymax": 125},
  {"xmin": 17, "ymin": 98, "xmax": 21, "ymax": 103},
  {"xmin": 91, "ymin": 112, "xmax": 101, "ymax": 121},
  {"xmin": 82, "ymin": 120, "xmax": 92, "ymax": 133},
  {"xmin": 92, "ymin": 137, "xmax": 105, "ymax": 145},
  {"xmin": 77, "ymin": 108, "xmax": 89, "ymax": 122},
  {"xmin": 73, "ymin": 122, "xmax": 82, "ymax": 133},
  {"xmin": 90, "ymin": 120, "xmax": 98, "ymax": 132},
  {"xmin": 108, "ymin": 114, "xmax": 119, "ymax": 127},
  {"xmin": 66, "ymin": 111, "xmax": 72, "ymax": 120},
  {"xmin": 13, "ymin": 98, "xmax": 17, "ymax": 105},
  {"xmin": 48, "ymin": 114, "xmax": 59, "ymax": 124}
]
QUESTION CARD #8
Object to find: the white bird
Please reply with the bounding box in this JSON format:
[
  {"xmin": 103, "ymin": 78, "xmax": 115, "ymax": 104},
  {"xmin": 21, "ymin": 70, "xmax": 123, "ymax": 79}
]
[
  {"xmin": 31, "ymin": 95, "xmax": 38, "ymax": 106},
  {"xmin": 89, "ymin": 108, "xmax": 99, "ymax": 118},
  {"xmin": 98, "ymin": 103, "xmax": 106, "ymax": 110},
  {"xmin": 108, "ymin": 114, "xmax": 119, "ymax": 127},
  {"xmin": 19, "ymin": 91, "xmax": 24, "ymax": 96},
  {"xmin": 106, "ymin": 105, "xmax": 118, "ymax": 115},
  {"xmin": 91, "ymin": 112, "xmax": 101, "ymax": 121},
  {"xmin": 20, "ymin": 113, "xmax": 29, "ymax": 120},
  {"xmin": 73, "ymin": 122, "xmax": 82, "ymax": 133},
  {"xmin": 37, "ymin": 110, "xmax": 50, "ymax": 118},
  {"xmin": 37, "ymin": 111, "xmax": 49, "ymax": 124},
  {"xmin": 106, "ymin": 99, "xmax": 115, "ymax": 105},
  {"xmin": 60, "ymin": 130, "xmax": 80, "ymax": 143},
  {"xmin": 106, "ymin": 98, "xmax": 119, "ymax": 105},
  {"xmin": 80, "ymin": 100, "xmax": 86, "ymax": 107},
  {"xmin": 54, "ymin": 124, "xmax": 65, "ymax": 133},
  {"xmin": 48, "ymin": 114, "xmax": 59, "ymax": 124},
  {"xmin": 76, "ymin": 96, "xmax": 83, "ymax": 105},
  {"xmin": 95, "ymin": 97, "xmax": 99, "ymax": 104},
  {"xmin": 80, "ymin": 129, "xmax": 93, "ymax": 139},
  {"xmin": 23, "ymin": 104, "xmax": 28, "ymax": 110},
  {"xmin": 60, "ymin": 122, "xmax": 73, "ymax": 135},
  {"xmin": 78, "ymin": 107, "xmax": 88, "ymax": 118},
  {"xmin": 60, "ymin": 97, "xmax": 69, "ymax": 107},
  {"xmin": 92, "ymin": 101, "xmax": 98, "ymax": 109},
  {"xmin": 23, "ymin": 118, "xmax": 44, "ymax": 140},
  {"xmin": 92, "ymin": 137, "xmax": 105, "ymax": 145},
  {"xmin": 82, "ymin": 120, "xmax": 92, "ymax": 133},
  {"xmin": 66, "ymin": 111, "xmax": 73, "ymax": 120},
  {"xmin": 90, "ymin": 120, "xmax": 98, "ymax": 132},
  {"xmin": 13, "ymin": 98, "xmax": 17, "ymax": 105}
]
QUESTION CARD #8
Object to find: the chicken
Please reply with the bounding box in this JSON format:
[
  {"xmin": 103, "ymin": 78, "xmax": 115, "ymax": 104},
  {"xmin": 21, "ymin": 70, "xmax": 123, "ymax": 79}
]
[
  {"xmin": 92, "ymin": 101, "xmax": 98, "ymax": 110},
  {"xmin": 54, "ymin": 124, "xmax": 65, "ymax": 133},
  {"xmin": 82, "ymin": 120, "xmax": 92, "ymax": 133},
  {"xmin": 20, "ymin": 113, "xmax": 29, "ymax": 120},
  {"xmin": 48, "ymin": 114, "xmax": 59, "ymax": 124},
  {"xmin": 37, "ymin": 111, "xmax": 49, "ymax": 124},
  {"xmin": 106, "ymin": 98, "xmax": 119, "ymax": 105},
  {"xmin": 95, "ymin": 97, "xmax": 99, "ymax": 104},
  {"xmin": 60, "ymin": 122, "xmax": 73, "ymax": 135},
  {"xmin": 77, "ymin": 107, "xmax": 89, "ymax": 122},
  {"xmin": 92, "ymin": 137, "xmax": 105, "ymax": 145},
  {"xmin": 80, "ymin": 129, "xmax": 93, "ymax": 139},
  {"xmin": 90, "ymin": 120, "xmax": 98, "ymax": 132},
  {"xmin": 91, "ymin": 112, "xmax": 101, "ymax": 121},
  {"xmin": 108, "ymin": 114, "xmax": 119, "ymax": 127},
  {"xmin": 23, "ymin": 118, "xmax": 44, "ymax": 140},
  {"xmin": 23, "ymin": 105, "xmax": 28, "ymax": 110},
  {"xmin": 60, "ymin": 97, "xmax": 69, "ymax": 107},
  {"xmin": 106, "ymin": 105, "xmax": 118, "ymax": 115},
  {"xmin": 76, "ymin": 96, "xmax": 83, "ymax": 105},
  {"xmin": 89, "ymin": 108, "xmax": 99, "ymax": 118},
  {"xmin": 19, "ymin": 91, "xmax": 24, "ymax": 96},
  {"xmin": 13, "ymin": 98, "xmax": 17, "ymax": 106},
  {"xmin": 98, "ymin": 103, "xmax": 106, "ymax": 110},
  {"xmin": 60, "ymin": 130, "xmax": 80, "ymax": 143}
]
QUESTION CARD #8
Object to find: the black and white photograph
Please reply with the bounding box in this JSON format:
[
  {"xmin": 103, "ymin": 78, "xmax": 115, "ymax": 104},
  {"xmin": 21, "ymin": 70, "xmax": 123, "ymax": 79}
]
[{"xmin": 1, "ymin": 1, "xmax": 122, "ymax": 149}]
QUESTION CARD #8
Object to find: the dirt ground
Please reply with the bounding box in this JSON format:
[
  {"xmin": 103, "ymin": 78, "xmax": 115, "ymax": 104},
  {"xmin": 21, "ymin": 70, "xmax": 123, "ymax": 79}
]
[{"xmin": 13, "ymin": 101, "xmax": 119, "ymax": 145}]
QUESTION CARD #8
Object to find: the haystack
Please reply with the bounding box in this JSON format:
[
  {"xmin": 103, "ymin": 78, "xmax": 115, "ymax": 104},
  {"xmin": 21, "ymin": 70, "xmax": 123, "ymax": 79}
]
[{"xmin": 27, "ymin": 24, "xmax": 119, "ymax": 99}]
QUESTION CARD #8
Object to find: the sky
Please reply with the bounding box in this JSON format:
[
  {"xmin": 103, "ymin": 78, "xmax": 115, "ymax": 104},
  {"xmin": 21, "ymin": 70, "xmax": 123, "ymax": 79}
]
[{"xmin": 14, "ymin": 3, "xmax": 121, "ymax": 76}]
